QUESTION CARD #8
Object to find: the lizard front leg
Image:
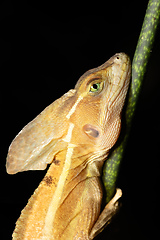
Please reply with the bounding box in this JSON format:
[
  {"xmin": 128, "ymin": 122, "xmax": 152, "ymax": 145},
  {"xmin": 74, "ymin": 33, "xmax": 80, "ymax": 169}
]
[{"xmin": 89, "ymin": 188, "xmax": 122, "ymax": 239}]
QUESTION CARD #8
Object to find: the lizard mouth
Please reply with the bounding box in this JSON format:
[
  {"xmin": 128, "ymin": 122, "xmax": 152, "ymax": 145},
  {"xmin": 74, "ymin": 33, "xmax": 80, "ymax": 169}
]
[
  {"xmin": 106, "ymin": 53, "xmax": 131, "ymax": 109},
  {"xmin": 99, "ymin": 53, "xmax": 131, "ymax": 126}
]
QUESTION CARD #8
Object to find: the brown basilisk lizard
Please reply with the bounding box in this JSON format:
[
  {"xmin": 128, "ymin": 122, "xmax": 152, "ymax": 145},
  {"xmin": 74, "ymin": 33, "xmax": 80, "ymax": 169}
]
[{"xmin": 6, "ymin": 53, "xmax": 131, "ymax": 239}]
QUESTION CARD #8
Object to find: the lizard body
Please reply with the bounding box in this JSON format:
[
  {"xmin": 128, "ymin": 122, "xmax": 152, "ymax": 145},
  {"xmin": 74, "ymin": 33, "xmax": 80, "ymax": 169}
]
[{"xmin": 6, "ymin": 53, "xmax": 131, "ymax": 239}]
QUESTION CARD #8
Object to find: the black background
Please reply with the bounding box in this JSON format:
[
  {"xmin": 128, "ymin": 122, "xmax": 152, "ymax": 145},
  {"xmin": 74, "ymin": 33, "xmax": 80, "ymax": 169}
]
[{"xmin": 1, "ymin": 1, "xmax": 160, "ymax": 239}]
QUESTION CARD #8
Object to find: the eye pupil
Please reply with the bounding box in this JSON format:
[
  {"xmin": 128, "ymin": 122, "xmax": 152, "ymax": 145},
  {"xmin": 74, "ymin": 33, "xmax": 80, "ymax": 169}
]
[{"xmin": 92, "ymin": 83, "xmax": 99, "ymax": 90}]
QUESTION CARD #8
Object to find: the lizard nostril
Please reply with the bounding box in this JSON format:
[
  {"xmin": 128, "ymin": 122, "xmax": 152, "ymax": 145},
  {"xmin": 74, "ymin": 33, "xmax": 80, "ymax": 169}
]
[{"xmin": 83, "ymin": 124, "xmax": 100, "ymax": 138}]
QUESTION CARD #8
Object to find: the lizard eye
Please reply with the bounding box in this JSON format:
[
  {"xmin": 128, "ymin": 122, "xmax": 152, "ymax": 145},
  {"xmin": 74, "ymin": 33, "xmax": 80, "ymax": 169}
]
[{"xmin": 89, "ymin": 81, "xmax": 103, "ymax": 94}]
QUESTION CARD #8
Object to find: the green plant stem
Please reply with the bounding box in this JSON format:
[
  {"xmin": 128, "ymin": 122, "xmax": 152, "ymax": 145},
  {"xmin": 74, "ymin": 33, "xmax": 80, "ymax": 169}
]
[{"xmin": 103, "ymin": 0, "xmax": 160, "ymax": 203}]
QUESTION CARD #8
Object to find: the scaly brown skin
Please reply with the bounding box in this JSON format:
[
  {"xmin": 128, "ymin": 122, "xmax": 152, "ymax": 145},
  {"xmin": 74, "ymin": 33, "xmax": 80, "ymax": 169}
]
[{"xmin": 6, "ymin": 53, "xmax": 131, "ymax": 239}]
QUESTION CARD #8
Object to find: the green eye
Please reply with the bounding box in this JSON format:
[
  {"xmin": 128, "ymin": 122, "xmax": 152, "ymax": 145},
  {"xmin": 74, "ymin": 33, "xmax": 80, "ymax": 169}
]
[{"xmin": 89, "ymin": 82, "xmax": 103, "ymax": 93}]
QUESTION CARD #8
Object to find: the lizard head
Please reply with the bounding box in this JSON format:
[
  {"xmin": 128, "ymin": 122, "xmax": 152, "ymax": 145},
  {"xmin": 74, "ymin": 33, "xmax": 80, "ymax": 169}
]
[
  {"xmin": 70, "ymin": 53, "xmax": 131, "ymax": 152},
  {"xmin": 6, "ymin": 53, "xmax": 131, "ymax": 174}
]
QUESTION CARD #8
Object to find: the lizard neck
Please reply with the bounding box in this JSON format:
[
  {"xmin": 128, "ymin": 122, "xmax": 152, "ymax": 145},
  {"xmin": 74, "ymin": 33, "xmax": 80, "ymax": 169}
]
[{"xmin": 13, "ymin": 139, "xmax": 106, "ymax": 240}]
